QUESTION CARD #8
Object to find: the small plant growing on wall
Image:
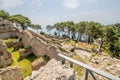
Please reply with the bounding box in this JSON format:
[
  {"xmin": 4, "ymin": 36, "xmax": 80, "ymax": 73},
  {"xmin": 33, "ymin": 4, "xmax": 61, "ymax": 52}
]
[{"xmin": 24, "ymin": 46, "xmax": 32, "ymax": 50}]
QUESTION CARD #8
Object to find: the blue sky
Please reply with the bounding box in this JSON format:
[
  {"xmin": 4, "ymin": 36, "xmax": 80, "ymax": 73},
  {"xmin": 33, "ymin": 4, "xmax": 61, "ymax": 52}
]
[{"xmin": 0, "ymin": 0, "xmax": 120, "ymax": 27}]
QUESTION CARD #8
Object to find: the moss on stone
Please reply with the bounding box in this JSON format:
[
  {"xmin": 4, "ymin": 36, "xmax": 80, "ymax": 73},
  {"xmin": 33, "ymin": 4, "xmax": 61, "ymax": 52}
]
[{"xmin": 8, "ymin": 47, "xmax": 37, "ymax": 78}]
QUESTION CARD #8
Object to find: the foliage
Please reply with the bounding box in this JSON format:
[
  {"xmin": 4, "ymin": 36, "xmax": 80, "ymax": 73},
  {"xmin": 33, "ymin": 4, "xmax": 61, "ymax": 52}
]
[
  {"xmin": 72, "ymin": 55, "xmax": 86, "ymax": 79},
  {"xmin": 43, "ymin": 55, "xmax": 50, "ymax": 62},
  {"xmin": 40, "ymin": 31, "xmax": 45, "ymax": 35},
  {"xmin": 0, "ymin": 10, "xmax": 41, "ymax": 31},
  {"xmin": 30, "ymin": 24, "xmax": 41, "ymax": 33},
  {"xmin": 3, "ymin": 38, "xmax": 18, "ymax": 43},
  {"xmin": 9, "ymin": 14, "xmax": 31, "ymax": 30},
  {"xmin": 0, "ymin": 10, "xmax": 9, "ymax": 19},
  {"xmin": 47, "ymin": 21, "xmax": 120, "ymax": 58},
  {"xmin": 24, "ymin": 46, "xmax": 32, "ymax": 50},
  {"xmin": 102, "ymin": 25, "xmax": 120, "ymax": 58},
  {"xmin": 46, "ymin": 25, "xmax": 53, "ymax": 35},
  {"xmin": 8, "ymin": 47, "xmax": 37, "ymax": 77}
]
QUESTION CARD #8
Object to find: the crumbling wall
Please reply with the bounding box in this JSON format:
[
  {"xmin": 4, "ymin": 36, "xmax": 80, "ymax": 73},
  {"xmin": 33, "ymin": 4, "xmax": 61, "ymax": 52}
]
[
  {"xmin": 21, "ymin": 30, "xmax": 62, "ymax": 60},
  {"xmin": 24, "ymin": 59, "xmax": 74, "ymax": 80},
  {"xmin": 0, "ymin": 66, "xmax": 23, "ymax": 80},
  {"xmin": 0, "ymin": 40, "xmax": 13, "ymax": 67},
  {"xmin": 0, "ymin": 18, "xmax": 20, "ymax": 39}
]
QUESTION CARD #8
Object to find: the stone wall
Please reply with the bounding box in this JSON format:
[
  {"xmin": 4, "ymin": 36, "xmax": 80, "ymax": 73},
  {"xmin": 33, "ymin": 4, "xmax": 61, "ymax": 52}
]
[
  {"xmin": 31, "ymin": 58, "xmax": 46, "ymax": 70},
  {"xmin": 0, "ymin": 17, "xmax": 13, "ymax": 30},
  {"xmin": 19, "ymin": 49, "xmax": 32, "ymax": 58},
  {"xmin": 0, "ymin": 66, "xmax": 23, "ymax": 80},
  {"xmin": 21, "ymin": 30, "xmax": 62, "ymax": 60},
  {"xmin": 21, "ymin": 30, "xmax": 72, "ymax": 60},
  {"xmin": 0, "ymin": 17, "xmax": 20, "ymax": 39},
  {"xmin": 0, "ymin": 40, "xmax": 13, "ymax": 67},
  {"xmin": 0, "ymin": 31, "xmax": 20, "ymax": 39}
]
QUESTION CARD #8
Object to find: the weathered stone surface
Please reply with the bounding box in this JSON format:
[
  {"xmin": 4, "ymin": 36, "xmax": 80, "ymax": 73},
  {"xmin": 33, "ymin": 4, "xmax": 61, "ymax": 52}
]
[
  {"xmin": 74, "ymin": 49, "xmax": 92, "ymax": 60},
  {"xmin": 5, "ymin": 41, "xmax": 15, "ymax": 48},
  {"xmin": 13, "ymin": 41, "xmax": 23, "ymax": 50},
  {"xmin": 0, "ymin": 18, "xmax": 14, "ymax": 30},
  {"xmin": 31, "ymin": 58, "xmax": 46, "ymax": 70},
  {"xmin": 21, "ymin": 30, "xmax": 62, "ymax": 60},
  {"xmin": 24, "ymin": 59, "xmax": 74, "ymax": 80},
  {"xmin": 0, "ymin": 40, "xmax": 13, "ymax": 67},
  {"xmin": 19, "ymin": 49, "xmax": 32, "ymax": 58},
  {"xmin": 91, "ymin": 55, "xmax": 120, "ymax": 77},
  {"xmin": 0, "ymin": 66, "xmax": 23, "ymax": 80},
  {"xmin": 0, "ymin": 18, "xmax": 20, "ymax": 39}
]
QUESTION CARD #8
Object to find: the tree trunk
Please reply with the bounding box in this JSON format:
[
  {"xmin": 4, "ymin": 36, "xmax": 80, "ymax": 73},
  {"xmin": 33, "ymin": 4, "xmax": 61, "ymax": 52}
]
[
  {"xmin": 79, "ymin": 33, "xmax": 82, "ymax": 41},
  {"xmin": 49, "ymin": 31, "xmax": 50, "ymax": 35},
  {"xmin": 97, "ymin": 39, "xmax": 103, "ymax": 53},
  {"xmin": 77, "ymin": 32, "xmax": 80, "ymax": 42},
  {"xmin": 87, "ymin": 35, "xmax": 90, "ymax": 44},
  {"xmin": 68, "ymin": 31, "xmax": 71, "ymax": 39}
]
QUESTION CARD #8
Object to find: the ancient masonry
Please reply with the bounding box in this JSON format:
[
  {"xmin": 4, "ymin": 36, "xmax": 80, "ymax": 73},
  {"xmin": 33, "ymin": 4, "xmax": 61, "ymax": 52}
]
[
  {"xmin": 0, "ymin": 40, "xmax": 13, "ymax": 67},
  {"xmin": 24, "ymin": 59, "xmax": 74, "ymax": 80},
  {"xmin": 0, "ymin": 66, "xmax": 23, "ymax": 80},
  {"xmin": 21, "ymin": 30, "xmax": 72, "ymax": 60},
  {"xmin": 0, "ymin": 17, "xmax": 20, "ymax": 39}
]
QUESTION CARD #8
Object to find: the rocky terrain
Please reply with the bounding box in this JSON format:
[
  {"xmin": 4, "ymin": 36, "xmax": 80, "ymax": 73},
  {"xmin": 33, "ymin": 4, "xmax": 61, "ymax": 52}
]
[
  {"xmin": 0, "ymin": 18, "xmax": 20, "ymax": 39},
  {"xmin": 0, "ymin": 66, "xmax": 23, "ymax": 80},
  {"xmin": 25, "ymin": 59, "xmax": 74, "ymax": 80},
  {"xmin": 62, "ymin": 41, "xmax": 120, "ymax": 79},
  {"xmin": 0, "ymin": 18, "xmax": 120, "ymax": 80},
  {"xmin": 0, "ymin": 40, "xmax": 13, "ymax": 67},
  {"xmin": 20, "ymin": 30, "xmax": 73, "ymax": 60}
]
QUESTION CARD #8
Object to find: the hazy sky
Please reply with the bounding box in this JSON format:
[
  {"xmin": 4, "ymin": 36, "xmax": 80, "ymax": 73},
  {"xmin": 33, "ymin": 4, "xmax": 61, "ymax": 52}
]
[{"xmin": 0, "ymin": 0, "xmax": 120, "ymax": 27}]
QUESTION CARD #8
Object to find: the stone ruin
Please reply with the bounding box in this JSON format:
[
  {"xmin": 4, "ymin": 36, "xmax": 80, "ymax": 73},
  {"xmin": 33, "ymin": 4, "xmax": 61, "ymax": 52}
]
[
  {"xmin": 0, "ymin": 66, "xmax": 23, "ymax": 80},
  {"xmin": 0, "ymin": 17, "xmax": 20, "ymax": 39},
  {"xmin": 31, "ymin": 58, "xmax": 46, "ymax": 70},
  {"xmin": 25, "ymin": 59, "xmax": 75, "ymax": 80},
  {"xmin": 0, "ymin": 21, "xmax": 75, "ymax": 79},
  {"xmin": 0, "ymin": 39, "xmax": 13, "ymax": 67},
  {"xmin": 20, "ymin": 30, "xmax": 72, "ymax": 61}
]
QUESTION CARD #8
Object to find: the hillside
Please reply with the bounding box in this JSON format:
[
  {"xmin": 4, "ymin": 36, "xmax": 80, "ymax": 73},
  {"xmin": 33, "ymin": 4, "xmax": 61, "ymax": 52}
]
[{"xmin": 0, "ymin": 11, "xmax": 120, "ymax": 80}]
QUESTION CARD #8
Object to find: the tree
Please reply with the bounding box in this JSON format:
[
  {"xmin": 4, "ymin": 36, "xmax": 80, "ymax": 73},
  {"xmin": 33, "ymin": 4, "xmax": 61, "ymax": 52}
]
[
  {"xmin": 101, "ymin": 25, "xmax": 120, "ymax": 58},
  {"xmin": 30, "ymin": 24, "xmax": 41, "ymax": 33},
  {"xmin": 65, "ymin": 21, "xmax": 74, "ymax": 39},
  {"xmin": 85, "ymin": 22, "xmax": 102, "ymax": 44},
  {"xmin": 77, "ymin": 21, "xmax": 87, "ymax": 41},
  {"xmin": 46, "ymin": 25, "xmax": 53, "ymax": 35},
  {"xmin": 0, "ymin": 10, "xmax": 10, "ymax": 19},
  {"xmin": 53, "ymin": 22, "xmax": 61, "ymax": 36},
  {"xmin": 114, "ymin": 23, "xmax": 120, "ymax": 31},
  {"xmin": 9, "ymin": 14, "xmax": 31, "ymax": 30}
]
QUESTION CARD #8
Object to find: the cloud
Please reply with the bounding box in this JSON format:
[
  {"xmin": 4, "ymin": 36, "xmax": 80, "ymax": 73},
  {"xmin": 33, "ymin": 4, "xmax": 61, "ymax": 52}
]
[
  {"xmin": 0, "ymin": 0, "xmax": 43, "ymax": 10},
  {"xmin": 63, "ymin": 0, "xmax": 96, "ymax": 9},
  {"xmin": 63, "ymin": 0, "xmax": 80, "ymax": 9},
  {"xmin": 0, "ymin": 0, "xmax": 25, "ymax": 9}
]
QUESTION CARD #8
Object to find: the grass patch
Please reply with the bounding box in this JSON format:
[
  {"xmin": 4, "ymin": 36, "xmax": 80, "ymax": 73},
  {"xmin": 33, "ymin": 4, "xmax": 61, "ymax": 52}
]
[
  {"xmin": 70, "ymin": 55, "xmax": 86, "ymax": 80},
  {"xmin": 76, "ymin": 42, "xmax": 96, "ymax": 50},
  {"xmin": 3, "ymin": 38, "xmax": 18, "ymax": 43},
  {"xmin": 8, "ymin": 47, "xmax": 37, "ymax": 78},
  {"xmin": 64, "ymin": 40, "xmax": 75, "ymax": 46},
  {"xmin": 89, "ymin": 52, "xmax": 97, "ymax": 62}
]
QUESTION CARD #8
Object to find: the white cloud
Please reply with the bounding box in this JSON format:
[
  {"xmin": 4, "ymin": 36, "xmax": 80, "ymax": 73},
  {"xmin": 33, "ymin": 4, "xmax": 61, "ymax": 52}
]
[
  {"xmin": 63, "ymin": 0, "xmax": 80, "ymax": 9},
  {"xmin": 0, "ymin": 0, "xmax": 25, "ymax": 9}
]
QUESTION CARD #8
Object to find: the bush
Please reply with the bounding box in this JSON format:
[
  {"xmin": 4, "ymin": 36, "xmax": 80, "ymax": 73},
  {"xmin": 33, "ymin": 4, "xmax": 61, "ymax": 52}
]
[
  {"xmin": 24, "ymin": 46, "xmax": 32, "ymax": 50},
  {"xmin": 40, "ymin": 31, "xmax": 45, "ymax": 35},
  {"xmin": 43, "ymin": 55, "xmax": 50, "ymax": 62}
]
